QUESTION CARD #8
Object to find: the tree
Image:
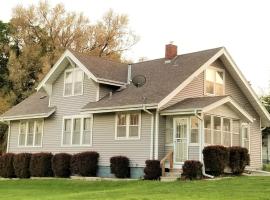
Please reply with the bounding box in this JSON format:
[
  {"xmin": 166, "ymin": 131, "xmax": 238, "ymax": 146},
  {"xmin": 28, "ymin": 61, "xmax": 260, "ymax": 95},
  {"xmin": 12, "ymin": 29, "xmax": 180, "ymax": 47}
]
[{"xmin": 8, "ymin": 1, "xmax": 138, "ymax": 103}]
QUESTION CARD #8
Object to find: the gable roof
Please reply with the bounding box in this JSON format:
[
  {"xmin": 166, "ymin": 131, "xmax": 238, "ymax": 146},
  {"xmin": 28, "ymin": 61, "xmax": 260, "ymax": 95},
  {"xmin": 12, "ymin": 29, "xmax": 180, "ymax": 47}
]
[
  {"xmin": 161, "ymin": 96, "xmax": 254, "ymax": 123},
  {"xmin": 82, "ymin": 47, "xmax": 222, "ymax": 111},
  {"xmin": 1, "ymin": 91, "xmax": 55, "ymax": 121}
]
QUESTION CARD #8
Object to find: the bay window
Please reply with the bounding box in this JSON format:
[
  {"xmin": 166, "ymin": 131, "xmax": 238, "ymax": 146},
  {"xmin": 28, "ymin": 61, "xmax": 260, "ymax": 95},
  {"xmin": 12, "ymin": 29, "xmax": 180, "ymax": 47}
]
[
  {"xmin": 116, "ymin": 113, "xmax": 141, "ymax": 139},
  {"xmin": 64, "ymin": 68, "xmax": 84, "ymax": 96},
  {"xmin": 19, "ymin": 120, "xmax": 43, "ymax": 147},
  {"xmin": 62, "ymin": 115, "xmax": 92, "ymax": 146},
  {"xmin": 205, "ymin": 68, "xmax": 225, "ymax": 96}
]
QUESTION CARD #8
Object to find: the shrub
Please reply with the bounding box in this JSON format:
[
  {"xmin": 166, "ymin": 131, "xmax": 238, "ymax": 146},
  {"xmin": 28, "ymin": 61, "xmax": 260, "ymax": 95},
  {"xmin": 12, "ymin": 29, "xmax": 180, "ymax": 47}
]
[
  {"xmin": 71, "ymin": 151, "xmax": 99, "ymax": 176},
  {"xmin": 182, "ymin": 160, "xmax": 203, "ymax": 180},
  {"xmin": 0, "ymin": 153, "xmax": 15, "ymax": 178},
  {"xmin": 110, "ymin": 156, "xmax": 130, "ymax": 178},
  {"xmin": 228, "ymin": 147, "xmax": 250, "ymax": 175},
  {"xmin": 13, "ymin": 153, "xmax": 32, "ymax": 178},
  {"xmin": 263, "ymin": 164, "xmax": 270, "ymax": 172},
  {"xmin": 52, "ymin": 153, "xmax": 72, "ymax": 178},
  {"xmin": 144, "ymin": 160, "xmax": 161, "ymax": 180},
  {"xmin": 30, "ymin": 153, "xmax": 53, "ymax": 177},
  {"xmin": 203, "ymin": 145, "xmax": 229, "ymax": 176}
]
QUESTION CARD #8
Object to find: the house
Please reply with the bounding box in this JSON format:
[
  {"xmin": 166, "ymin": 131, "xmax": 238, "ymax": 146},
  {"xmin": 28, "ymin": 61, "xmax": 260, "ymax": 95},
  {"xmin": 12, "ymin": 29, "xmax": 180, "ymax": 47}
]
[{"xmin": 1, "ymin": 44, "xmax": 270, "ymax": 178}]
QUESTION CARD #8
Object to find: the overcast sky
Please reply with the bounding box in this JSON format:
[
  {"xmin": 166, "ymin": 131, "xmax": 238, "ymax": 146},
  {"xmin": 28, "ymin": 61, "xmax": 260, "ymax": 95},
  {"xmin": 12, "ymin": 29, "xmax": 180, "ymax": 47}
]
[{"xmin": 1, "ymin": 0, "xmax": 270, "ymax": 95}]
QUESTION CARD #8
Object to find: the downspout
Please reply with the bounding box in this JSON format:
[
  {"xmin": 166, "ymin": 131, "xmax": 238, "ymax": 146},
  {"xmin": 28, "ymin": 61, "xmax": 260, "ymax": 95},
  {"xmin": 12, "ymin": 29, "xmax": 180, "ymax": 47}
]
[
  {"xmin": 143, "ymin": 105, "xmax": 154, "ymax": 159},
  {"xmin": 195, "ymin": 110, "xmax": 214, "ymax": 179}
]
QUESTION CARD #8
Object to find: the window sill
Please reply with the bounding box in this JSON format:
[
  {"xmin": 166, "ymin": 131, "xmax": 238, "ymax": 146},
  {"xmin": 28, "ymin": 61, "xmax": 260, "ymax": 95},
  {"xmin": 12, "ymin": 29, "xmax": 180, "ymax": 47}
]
[
  {"xmin": 17, "ymin": 145, "xmax": 42, "ymax": 148},
  {"xmin": 61, "ymin": 144, "xmax": 92, "ymax": 147},
  {"xmin": 63, "ymin": 93, "xmax": 83, "ymax": 98},
  {"xmin": 115, "ymin": 137, "xmax": 140, "ymax": 141}
]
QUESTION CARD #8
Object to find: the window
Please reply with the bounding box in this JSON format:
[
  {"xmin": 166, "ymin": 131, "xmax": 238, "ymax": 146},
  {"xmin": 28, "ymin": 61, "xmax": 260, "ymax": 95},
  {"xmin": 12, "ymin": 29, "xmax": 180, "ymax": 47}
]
[
  {"xmin": 19, "ymin": 120, "xmax": 43, "ymax": 147},
  {"xmin": 64, "ymin": 68, "xmax": 83, "ymax": 96},
  {"xmin": 116, "ymin": 113, "xmax": 141, "ymax": 139},
  {"xmin": 205, "ymin": 68, "xmax": 224, "ymax": 96},
  {"xmin": 242, "ymin": 124, "xmax": 250, "ymax": 150},
  {"xmin": 62, "ymin": 115, "xmax": 92, "ymax": 146},
  {"xmin": 203, "ymin": 115, "xmax": 241, "ymax": 147},
  {"xmin": 190, "ymin": 116, "xmax": 199, "ymax": 144}
]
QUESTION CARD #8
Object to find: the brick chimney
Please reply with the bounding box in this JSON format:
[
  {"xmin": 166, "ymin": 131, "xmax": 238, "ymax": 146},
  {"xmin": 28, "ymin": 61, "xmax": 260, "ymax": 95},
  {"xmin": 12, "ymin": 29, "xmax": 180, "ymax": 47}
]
[{"xmin": 165, "ymin": 43, "xmax": 177, "ymax": 60}]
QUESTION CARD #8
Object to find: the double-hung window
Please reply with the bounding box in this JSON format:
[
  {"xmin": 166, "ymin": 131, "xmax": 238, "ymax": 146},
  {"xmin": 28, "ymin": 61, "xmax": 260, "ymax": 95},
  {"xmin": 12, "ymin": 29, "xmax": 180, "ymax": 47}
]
[
  {"xmin": 205, "ymin": 68, "xmax": 225, "ymax": 96},
  {"xmin": 116, "ymin": 113, "xmax": 141, "ymax": 139},
  {"xmin": 64, "ymin": 68, "xmax": 84, "ymax": 96},
  {"xmin": 19, "ymin": 120, "xmax": 43, "ymax": 147},
  {"xmin": 62, "ymin": 115, "xmax": 92, "ymax": 146}
]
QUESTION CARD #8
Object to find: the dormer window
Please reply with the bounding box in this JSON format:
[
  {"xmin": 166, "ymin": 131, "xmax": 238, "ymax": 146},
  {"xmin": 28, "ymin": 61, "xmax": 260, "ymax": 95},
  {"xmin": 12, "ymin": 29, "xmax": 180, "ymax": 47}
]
[
  {"xmin": 205, "ymin": 67, "xmax": 225, "ymax": 96},
  {"xmin": 64, "ymin": 68, "xmax": 84, "ymax": 97}
]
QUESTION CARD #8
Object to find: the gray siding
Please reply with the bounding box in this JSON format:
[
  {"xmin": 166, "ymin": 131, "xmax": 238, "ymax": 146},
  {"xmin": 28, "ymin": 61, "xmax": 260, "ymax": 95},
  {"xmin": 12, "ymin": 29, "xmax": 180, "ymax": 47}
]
[
  {"xmin": 158, "ymin": 116, "xmax": 166, "ymax": 159},
  {"xmin": 8, "ymin": 66, "xmax": 152, "ymax": 167},
  {"xmin": 207, "ymin": 104, "xmax": 241, "ymax": 119},
  {"xmin": 99, "ymin": 84, "xmax": 113, "ymax": 100}
]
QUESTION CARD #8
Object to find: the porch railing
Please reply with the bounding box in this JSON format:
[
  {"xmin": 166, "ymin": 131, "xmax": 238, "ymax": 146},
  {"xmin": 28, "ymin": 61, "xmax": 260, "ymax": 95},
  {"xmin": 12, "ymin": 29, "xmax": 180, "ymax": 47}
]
[{"xmin": 160, "ymin": 150, "xmax": 173, "ymax": 177}]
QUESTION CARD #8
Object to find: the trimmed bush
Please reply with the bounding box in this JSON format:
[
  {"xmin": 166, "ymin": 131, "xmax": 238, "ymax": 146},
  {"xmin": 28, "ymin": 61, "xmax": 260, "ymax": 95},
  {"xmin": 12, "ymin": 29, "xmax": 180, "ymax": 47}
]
[
  {"xmin": 110, "ymin": 156, "xmax": 130, "ymax": 178},
  {"xmin": 71, "ymin": 151, "xmax": 99, "ymax": 176},
  {"xmin": 52, "ymin": 153, "xmax": 72, "ymax": 178},
  {"xmin": 13, "ymin": 153, "xmax": 31, "ymax": 178},
  {"xmin": 144, "ymin": 160, "xmax": 161, "ymax": 180},
  {"xmin": 228, "ymin": 147, "xmax": 250, "ymax": 175},
  {"xmin": 182, "ymin": 160, "xmax": 203, "ymax": 180},
  {"xmin": 203, "ymin": 145, "xmax": 229, "ymax": 176},
  {"xmin": 30, "ymin": 153, "xmax": 53, "ymax": 177},
  {"xmin": 0, "ymin": 153, "xmax": 15, "ymax": 178}
]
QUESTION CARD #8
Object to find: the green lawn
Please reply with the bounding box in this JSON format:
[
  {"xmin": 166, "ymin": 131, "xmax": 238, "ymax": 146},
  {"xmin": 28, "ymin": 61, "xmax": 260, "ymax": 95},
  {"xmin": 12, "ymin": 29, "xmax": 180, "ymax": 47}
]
[{"xmin": 0, "ymin": 176, "xmax": 270, "ymax": 200}]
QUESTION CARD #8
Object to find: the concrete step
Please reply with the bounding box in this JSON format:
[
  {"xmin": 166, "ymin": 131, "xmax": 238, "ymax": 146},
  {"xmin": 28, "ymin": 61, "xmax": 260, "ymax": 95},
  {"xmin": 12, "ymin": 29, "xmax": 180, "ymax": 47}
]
[{"xmin": 160, "ymin": 176, "xmax": 179, "ymax": 182}]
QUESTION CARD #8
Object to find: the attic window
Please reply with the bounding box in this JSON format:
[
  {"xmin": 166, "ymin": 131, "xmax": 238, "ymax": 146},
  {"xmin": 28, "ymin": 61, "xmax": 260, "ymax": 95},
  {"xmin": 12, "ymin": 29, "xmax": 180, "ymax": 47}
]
[
  {"xmin": 64, "ymin": 68, "xmax": 84, "ymax": 97},
  {"xmin": 205, "ymin": 67, "xmax": 225, "ymax": 96}
]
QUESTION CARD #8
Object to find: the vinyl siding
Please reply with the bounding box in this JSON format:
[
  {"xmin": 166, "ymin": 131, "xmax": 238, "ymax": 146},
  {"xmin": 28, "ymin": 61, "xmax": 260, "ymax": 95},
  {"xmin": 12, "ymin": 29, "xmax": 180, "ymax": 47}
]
[
  {"xmin": 158, "ymin": 116, "xmax": 166, "ymax": 159},
  {"xmin": 207, "ymin": 104, "xmax": 241, "ymax": 119},
  {"xmin": 8, "ymin": 66, "xmax": 152, "ymax": 167},
  {"xmin": 99, "ymin": 84, "xmax": 114, "ymax": 100}
]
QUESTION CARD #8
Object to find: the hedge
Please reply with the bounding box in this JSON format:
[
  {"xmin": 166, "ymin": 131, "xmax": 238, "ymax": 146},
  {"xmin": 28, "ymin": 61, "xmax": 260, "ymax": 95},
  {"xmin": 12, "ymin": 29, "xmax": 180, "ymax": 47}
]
[
  {"xmin": 144, "ymin": 160, "xmax": 161, "ymax": 180},
  {"xmin": 182, "ymin": 160, "xmax": 203, "ymax": 180},
  {"xmin": 13, "ymin": 153, "xmax": 32, "ymax": 178},
  {"xmin": 228, "ymin": 147, "xmax": 250, "ymax": 175},
  {"xmin": 52, "ymin": 153, "xmax": 72, "ymax": 178},
  {"xmin": 203, "ymin": 145, "xmax": 229, "ymax": 176},
  {"xmin": 110, "ymin": 156, "xmax": 130, "ymax": 178},
  {"xmin": 71, "ymin": 151, "xmax": 99, "ymax": 176},
  {"xmin": 30, "ymin": 153, "xmax": 53, "ymax": 177},
  {"xmin": 0, "ymin": 153, "xmax": 15, "ymax": 178}
]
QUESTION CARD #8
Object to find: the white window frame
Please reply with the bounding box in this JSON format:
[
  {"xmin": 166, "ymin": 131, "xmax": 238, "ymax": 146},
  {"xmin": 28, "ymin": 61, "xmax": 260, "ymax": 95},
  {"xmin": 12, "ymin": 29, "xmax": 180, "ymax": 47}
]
[
  {"xmin": 241, "ymin": 123, "xmax": 250, "ymax": 151},
  {"xmin": 204, "ymin": 66, "xmax": 225, "ymax": 96},
  {"xmin": 18, "ymin": 119, "xmax": 44, "ymax": 147},
  {"xmin": 115, "ymin": 112, "xmax": 141, "ymax": 140},
  {"xmin": 61, "ymin": 114, "xmax": 93, "ymax": 147},
  {"xmin": 63, "ymin": 68, "xmax": 84, "ymax": 97}
]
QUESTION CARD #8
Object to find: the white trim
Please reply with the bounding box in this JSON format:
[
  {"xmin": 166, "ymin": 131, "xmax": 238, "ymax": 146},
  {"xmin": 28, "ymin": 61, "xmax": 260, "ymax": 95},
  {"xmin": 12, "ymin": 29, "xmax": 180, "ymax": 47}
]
[
  {"xmin": 6, "ymin": 121, "xmax": 11, "ymax": 153},
  {"xmin": 114, "ymin": 112, "xmax": 141, "ymax": 140},
  {"xmin": 158, "ymin": 48, "xmax": 224, "ymax": 109},
  {"xmin": 150, "ymin": 113, "xmax": 154, "ymax": 159},
  {"xmin": 63, "ymin": 68, "xmax": 84, "ymax": 97},
  {"xmin": 61, "ymin": 114, "xmax": 93, "ymax": 147},
  {"xmin": 154, "ymin": 111, "xmax": 159, "ymax": 160},
  {"xmin": 18, "ymin": 119, "xmax": 44, "ymax": 148},
  {"xmin": 2, "ymin": 109, "xmax": 56, "ymax": 121},
  {"xmin": 204, "ymin": 66, "xmax": 225, "ymax": 96},
  {"xmin": 96, "ymin": 78, "xmax": 126, "ymax": 87}
]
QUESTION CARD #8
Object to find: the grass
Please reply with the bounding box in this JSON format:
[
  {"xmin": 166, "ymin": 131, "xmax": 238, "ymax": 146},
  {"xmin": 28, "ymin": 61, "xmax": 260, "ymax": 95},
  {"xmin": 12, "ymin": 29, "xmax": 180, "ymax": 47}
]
[
  {"xmin": 263, "ymin": 164, "xmax": 270, "ymax": 172},
  {"xmin": 0, "ymin": 176, "xmax": 270, "ymax": 200}
]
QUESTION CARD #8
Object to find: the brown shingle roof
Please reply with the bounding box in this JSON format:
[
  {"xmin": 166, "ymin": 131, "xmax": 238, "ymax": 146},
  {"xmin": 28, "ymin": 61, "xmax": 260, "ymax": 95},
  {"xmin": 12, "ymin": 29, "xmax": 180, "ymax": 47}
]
[
  {"xmin": 69, "ymin": 49, "xmax": 128, "ymax": 83},
  {"xmin": 162, "ymin": 96, "xmax": 228, "ymax": 111},
  {"xmin": 1, "ymin": 91, "xmax": 55, "ymax": 120},
  {"xmin": 82, "ymin": 47, "xmax": 223, "ymax": 110}
]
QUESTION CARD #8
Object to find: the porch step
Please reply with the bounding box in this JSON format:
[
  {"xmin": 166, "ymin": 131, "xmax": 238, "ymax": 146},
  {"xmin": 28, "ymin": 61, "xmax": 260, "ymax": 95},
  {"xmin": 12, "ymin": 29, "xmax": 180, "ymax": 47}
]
[
  {"xmin": 161, "ymin": 169, "xmax": 182, "ymax": 182},
  {"xmin": 160, "ymin": 176, "xmax": 179, "ymax": 182}
]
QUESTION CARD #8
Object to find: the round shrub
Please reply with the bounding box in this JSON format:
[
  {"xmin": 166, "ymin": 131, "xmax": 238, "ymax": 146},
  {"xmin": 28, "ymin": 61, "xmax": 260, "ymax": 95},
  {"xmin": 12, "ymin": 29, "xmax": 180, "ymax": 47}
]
[
  {"xmin": 71, "ymin": 151, "xmax": 99, "ymax": 177},
  {"xmin": 228, "ymin": 147, "xmax": 250, "ymax": 175},
  {"xmin": 13, "ymin": 153, "xmax": 32, "ymax": 178},
  {"xmin": 0, "ymin": 153, "xmax": 15, "ymax": 178},
  {"xmin": 182, "ymin": 160, "xmax": 203, "ymax": 180},
  {"xmin": 203, "ymin": 145, "xmax": 229, "ymax": 176},
  {"xmin": 52, "ymin": 153, "xmax": 72, "ymax": 178},
  {"xmin": 144, "ymin": 160, "xmax": 161, "ymax": 180},
  {"xmin": 110, "ymin": 156, "xmax": 130, "ymax": 178},
  {"xmin": 30, "ymin": 153, "xmax": 53, "ymax": 177}
]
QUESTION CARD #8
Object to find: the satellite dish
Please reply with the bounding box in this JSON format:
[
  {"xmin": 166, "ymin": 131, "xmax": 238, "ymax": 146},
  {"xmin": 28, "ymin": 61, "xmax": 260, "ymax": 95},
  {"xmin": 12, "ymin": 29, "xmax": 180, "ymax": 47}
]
[{"xmin": 132, "ymin": 75, "xmax": 146, "ymax": 88}]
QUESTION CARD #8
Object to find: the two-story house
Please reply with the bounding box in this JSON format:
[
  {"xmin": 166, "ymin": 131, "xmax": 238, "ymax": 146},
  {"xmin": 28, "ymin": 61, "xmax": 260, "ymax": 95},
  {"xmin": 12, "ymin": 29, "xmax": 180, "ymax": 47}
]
[{"xmin": 1, "ymin": 44, "xmax": 270, "ymax": 178}]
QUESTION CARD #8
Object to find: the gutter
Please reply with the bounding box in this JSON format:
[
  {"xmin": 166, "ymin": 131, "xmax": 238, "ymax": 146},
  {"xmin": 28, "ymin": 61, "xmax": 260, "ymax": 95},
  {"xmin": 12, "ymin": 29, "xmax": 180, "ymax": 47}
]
[{"xmin": 195, "ymin": 109, "xmax": 214, "ymax": 179}]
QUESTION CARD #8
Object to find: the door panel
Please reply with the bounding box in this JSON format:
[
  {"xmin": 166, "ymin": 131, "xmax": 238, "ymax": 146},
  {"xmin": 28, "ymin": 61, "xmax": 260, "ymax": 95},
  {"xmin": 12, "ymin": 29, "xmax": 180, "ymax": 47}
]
[{"xmin": 174, "ymin": 118, "xmax": 188, "ymax": 163}]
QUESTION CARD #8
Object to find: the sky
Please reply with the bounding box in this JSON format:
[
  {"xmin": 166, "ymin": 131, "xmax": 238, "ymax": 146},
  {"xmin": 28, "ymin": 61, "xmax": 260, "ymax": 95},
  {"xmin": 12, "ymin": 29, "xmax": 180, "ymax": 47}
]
[{"xmin": 1, "ymin": 0, "xmax": 270, "ymax": 95}]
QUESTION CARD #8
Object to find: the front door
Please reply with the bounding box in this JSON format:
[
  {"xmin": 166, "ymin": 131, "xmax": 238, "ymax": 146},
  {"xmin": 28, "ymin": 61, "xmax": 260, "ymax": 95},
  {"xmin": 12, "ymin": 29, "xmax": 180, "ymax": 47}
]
[{"xmin": 173, "ymin": 118, "xmax": 188, "ymax": 164}]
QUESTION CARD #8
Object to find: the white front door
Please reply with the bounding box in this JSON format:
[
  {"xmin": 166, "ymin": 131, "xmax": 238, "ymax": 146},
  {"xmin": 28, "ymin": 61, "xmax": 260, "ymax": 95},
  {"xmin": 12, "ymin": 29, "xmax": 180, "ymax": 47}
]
[{"xmin": 173, "ymin": 118, "xmax": 188, "ymax": 164}]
